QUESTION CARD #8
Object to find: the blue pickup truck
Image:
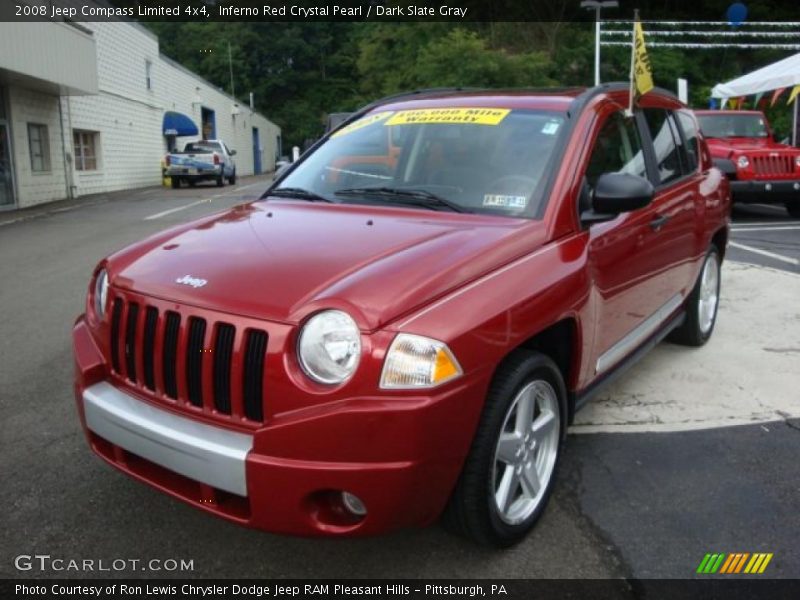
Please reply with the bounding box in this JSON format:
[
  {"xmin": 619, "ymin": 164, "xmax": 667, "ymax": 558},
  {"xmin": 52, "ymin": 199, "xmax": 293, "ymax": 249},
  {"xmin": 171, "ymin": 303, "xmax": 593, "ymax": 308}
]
[{"xmin": 165, "ymin": 140, "xmax": 237, "ymax": 188}]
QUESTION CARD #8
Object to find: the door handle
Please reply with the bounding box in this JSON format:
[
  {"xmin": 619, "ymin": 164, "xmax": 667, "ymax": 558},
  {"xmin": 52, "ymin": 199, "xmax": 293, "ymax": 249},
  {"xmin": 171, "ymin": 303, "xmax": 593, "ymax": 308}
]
[{"xmin": 650, "ymin": 214, "xmax": 671, "ymax": 230}]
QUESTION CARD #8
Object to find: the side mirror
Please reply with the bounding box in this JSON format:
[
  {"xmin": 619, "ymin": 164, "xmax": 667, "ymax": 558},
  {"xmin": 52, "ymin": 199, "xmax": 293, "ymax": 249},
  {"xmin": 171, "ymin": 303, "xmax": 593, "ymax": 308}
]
[
  {"xmin": 230, "ymin": 149, "xmax": 237, "ymax": 156},
  {"xmin": 712, "ymin": 157, "xmax": 736, "ymax": 177},
  {"xmin": 582, "ymin": 173, "xmax": 654, "ymax": 224},
  {"xmin": 275, "ymin": 163, "xmax": 290, "ymax": 178}
]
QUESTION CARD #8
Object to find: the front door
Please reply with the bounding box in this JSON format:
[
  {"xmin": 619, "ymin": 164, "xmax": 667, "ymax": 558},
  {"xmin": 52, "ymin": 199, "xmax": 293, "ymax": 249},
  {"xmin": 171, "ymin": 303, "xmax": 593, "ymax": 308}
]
[
  {"xmin": 0, "ymin": 122, "xmax": 15, "ymax": 208},
  {"xmin": 584, "ymin": 109, "xmax": 678, "ymax": 378},
  {"xmin": 252, "ymin": 127, "xmax": 261, "ymax": 174}
]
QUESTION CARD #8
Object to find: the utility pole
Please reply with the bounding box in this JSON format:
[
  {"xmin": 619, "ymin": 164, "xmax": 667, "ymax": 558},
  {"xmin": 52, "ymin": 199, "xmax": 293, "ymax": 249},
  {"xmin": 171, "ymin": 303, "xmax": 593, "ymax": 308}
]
[{"xmin": 228, "ymin": 41, "xmax": 235, "ymax": 98}]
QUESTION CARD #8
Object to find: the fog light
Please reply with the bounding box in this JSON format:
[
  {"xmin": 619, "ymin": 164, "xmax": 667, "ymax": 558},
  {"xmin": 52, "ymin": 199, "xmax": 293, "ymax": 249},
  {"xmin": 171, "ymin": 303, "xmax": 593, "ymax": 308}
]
[
  {"xmin": 341, "ymin": 492, "xmax": 367, "ymax": 516},
  {"xmin": 765, "ymin": 183, "xmax": 772, "ymax": 191},
  {"xmin": 794, "ymin": 183, "xmax": 800, "ymax": 191}
]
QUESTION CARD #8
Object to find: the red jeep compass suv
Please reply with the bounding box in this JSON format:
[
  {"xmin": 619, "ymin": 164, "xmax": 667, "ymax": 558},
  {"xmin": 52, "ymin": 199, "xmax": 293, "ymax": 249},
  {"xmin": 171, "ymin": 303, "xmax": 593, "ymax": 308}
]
[{"xmin": 73, "ymin": 84, "xmax": 730, "ymax": 546}]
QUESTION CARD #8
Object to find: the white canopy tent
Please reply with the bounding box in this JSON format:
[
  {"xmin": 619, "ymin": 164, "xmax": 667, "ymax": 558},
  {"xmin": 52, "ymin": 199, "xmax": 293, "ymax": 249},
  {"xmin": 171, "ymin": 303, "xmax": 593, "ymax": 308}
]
[{"xmin": 711, "ymin": 52, "xmax": 800, "ymax": 145}]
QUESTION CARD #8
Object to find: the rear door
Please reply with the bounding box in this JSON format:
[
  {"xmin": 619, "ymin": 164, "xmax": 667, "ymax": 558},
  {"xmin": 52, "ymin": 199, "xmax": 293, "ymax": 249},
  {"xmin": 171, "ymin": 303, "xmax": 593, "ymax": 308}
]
[{"xmin": 639, "ymin": 108, "xmax": 704, "ymax": 304}]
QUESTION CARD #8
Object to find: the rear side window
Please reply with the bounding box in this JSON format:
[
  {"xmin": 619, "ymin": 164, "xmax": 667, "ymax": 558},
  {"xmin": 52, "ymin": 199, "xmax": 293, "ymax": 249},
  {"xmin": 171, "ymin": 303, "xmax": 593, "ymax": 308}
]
[
  {"xmin": 643, "ymin": 109, "xmax": 689, "ymax": 185},
  {"xmin": 585, "ymin": 111, "xmax": 647, "ymax": 189},
  {"xmin": 675, "ymin": 111, "xmax": 700, "ymax": 172}
]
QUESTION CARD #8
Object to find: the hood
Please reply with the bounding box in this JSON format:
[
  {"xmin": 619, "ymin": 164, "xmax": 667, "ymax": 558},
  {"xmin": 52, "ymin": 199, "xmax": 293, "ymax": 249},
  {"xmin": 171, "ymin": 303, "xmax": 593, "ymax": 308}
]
[
  {"xmin": 109, "ymin": 200, "xmax": 546, "ymax": 330},
  {"xmin": 706, "ymin": 137, "xmax": 800, "ymax": 156}
]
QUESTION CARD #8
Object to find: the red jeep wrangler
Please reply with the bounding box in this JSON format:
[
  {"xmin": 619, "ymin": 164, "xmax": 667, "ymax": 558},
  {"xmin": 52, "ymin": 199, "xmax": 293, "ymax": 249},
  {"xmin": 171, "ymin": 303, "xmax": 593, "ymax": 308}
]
[
  {"xmin": 695, "ymin": 109, "xmax": 800, "ymax": 217},
  {"xmin": 73, "ymin": 84, "xmax": 730, "ymax": 546}
]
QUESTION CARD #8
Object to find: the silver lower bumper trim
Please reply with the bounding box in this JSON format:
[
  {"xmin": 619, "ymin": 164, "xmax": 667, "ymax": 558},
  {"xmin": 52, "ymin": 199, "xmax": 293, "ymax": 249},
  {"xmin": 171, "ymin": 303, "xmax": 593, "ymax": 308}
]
[{"xmin": 83, "ymin": 382, "xmax": 253, "ymax": 496}]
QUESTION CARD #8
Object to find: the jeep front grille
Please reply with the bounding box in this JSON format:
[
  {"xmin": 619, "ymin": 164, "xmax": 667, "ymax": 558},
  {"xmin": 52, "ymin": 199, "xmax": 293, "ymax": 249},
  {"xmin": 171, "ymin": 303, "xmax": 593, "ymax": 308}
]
[
  {"xmin": 108, "ymin": 295, "xmax": 268, "ymax": 424},
  {"xmin": 752, "ymin": 155, "xmax": 794, "ymax": 177}
]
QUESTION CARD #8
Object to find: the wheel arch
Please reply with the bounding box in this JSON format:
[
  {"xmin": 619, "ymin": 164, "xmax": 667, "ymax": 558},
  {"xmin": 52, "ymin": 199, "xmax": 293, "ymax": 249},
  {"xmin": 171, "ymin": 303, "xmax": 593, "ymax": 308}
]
[
  {"xmin": 492, "ymin": 317, "xmax": 581, "ymax": 430},
  {"xmin": 711, "ymin": 226, "xmax": 728, "ymax": 259}
]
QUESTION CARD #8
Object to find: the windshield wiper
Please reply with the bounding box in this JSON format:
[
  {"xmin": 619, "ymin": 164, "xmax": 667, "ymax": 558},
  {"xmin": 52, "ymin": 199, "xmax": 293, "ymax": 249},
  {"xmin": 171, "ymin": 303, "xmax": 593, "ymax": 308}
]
[
  {"xmin": 269, "ymin": 187, "xmax": 334, "ymax": 203},
  {"xmin": 334, "ymin": 187, "xmax": 467, "ymax": 213}
]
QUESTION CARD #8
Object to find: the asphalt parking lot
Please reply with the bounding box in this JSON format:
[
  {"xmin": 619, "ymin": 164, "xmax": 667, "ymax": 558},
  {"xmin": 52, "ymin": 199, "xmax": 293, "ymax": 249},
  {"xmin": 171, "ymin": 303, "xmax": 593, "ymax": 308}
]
[{"xmin": 1, "ymin": 181, "xmax": 798, "ymax": 579}]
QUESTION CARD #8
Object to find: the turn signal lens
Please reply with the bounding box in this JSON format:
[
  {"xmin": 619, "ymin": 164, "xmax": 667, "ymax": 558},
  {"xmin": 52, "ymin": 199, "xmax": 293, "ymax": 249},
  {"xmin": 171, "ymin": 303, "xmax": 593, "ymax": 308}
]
[
  {"xmin": 737, "ymin": 155, "xmax": 750, "ymax": 169},
  {"xmin": 380, "ymin": 334, "xmax": 463, "ymax": 389}
]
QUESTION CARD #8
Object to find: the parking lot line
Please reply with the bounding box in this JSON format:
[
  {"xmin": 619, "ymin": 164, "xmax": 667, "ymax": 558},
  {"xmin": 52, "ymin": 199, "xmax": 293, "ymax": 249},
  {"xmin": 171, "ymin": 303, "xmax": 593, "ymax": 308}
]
[
  {"xmin": 731, "ymin": 225, "xmax": 800, "ymax": 232},
  {"xmin": 731, "ymin": 221, "xmax": 800, "ymax": 228},
  {"xmin": 729, "ymin": 241, "xmax": 800, "ymax": 266},
  {"xmin": 144, "ymin": 198, "xmax": 210, "ymax": 220}
]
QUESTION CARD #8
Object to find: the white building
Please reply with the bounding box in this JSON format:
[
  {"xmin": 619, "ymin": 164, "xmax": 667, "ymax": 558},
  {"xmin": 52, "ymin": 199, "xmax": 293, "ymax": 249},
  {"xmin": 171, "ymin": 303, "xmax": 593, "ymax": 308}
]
[{"xmin": 0, "ymin": 20, "xmax": 281, "ymax": 210}]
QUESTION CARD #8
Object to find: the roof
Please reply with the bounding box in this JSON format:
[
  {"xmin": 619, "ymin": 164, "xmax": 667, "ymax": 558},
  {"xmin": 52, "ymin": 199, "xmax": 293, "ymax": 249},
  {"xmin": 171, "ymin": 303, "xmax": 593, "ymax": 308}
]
[{"xmin": 712, "ymin": 52, "xmax": 800, "ymax": 98}]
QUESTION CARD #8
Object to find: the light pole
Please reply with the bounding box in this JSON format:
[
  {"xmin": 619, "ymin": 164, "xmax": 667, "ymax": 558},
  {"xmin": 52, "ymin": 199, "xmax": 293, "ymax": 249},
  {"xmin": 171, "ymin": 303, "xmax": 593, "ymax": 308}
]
[{"xmin": 581, "ymin": 0, "xmax": 619, "ymax": 86}]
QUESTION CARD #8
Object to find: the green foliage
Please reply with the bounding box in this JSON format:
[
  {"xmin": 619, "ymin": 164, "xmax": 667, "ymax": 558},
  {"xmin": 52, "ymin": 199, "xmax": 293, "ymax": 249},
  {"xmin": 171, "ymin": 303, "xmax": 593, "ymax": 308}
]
[{"xmin": 144, "ymin": 21, "xmax": 800, "ymax": 148}]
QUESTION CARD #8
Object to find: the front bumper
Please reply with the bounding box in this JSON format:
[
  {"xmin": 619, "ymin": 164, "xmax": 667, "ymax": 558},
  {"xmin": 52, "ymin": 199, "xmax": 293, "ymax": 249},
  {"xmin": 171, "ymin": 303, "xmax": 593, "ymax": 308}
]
[
  {"xmin": 73, "ymin": 317, "xmax": 487, "ymax": 536},
  {"xmin": 729, "ymin": 179, "xmax": 800, "ymax": 203}
]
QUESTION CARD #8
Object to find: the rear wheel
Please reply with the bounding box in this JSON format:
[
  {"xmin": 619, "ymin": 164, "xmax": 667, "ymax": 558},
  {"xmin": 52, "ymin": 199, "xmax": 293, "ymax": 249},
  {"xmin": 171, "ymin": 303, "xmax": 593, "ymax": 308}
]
[
  {"xmin": 170, "ymin": 177, "xmax": 180, "ymax": 189},
  {"xmin": 786, "ymin": 202, "xmax": 800, "ymax": 218},
  {"xmin": 670, "ymin": 245, "xmax": 721, "ymax": 346},
  {"xmin": 187, "ymin": 179, "xmax": 196, "ymax": 188},
  {"xmin": 444, "ymin": 350, "xmax": 565, "ymax": 547},
  {"xmin": 216, "ymin": 174, "xmax": 224, "ymax": 187},
  {"xmin": 228, "ymin": 170, "xmax": 237, "ymax": 185}
]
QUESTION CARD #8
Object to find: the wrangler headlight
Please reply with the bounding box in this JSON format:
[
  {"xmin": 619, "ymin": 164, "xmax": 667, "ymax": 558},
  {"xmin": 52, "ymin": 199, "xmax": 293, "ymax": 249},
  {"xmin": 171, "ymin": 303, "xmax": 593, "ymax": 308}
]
[
  {"xmin": 94, "ymin": 269, "xmax": 109, "ymax": 319},
  {"xmin": 380, "ymin": 334, "xmax": 463, "ymax": 389},
  {"xmin": 737, "ymin": 155, "xmax": 750, "ymax": 169},
  {"xmin": 298, "ymin": 310, "xmax": 361, "ymax": 384}
]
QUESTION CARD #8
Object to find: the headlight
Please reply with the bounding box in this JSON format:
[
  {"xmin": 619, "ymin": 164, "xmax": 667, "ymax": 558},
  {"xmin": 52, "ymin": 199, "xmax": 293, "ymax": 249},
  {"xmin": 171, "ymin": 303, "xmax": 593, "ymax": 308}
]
[
  {"xmin": 737, "ymin": 156, "xmax": 750, "ymax": 169},
  {"xmin": 94, "ymin": 269, "xmax": 109, "ymax": 318},
  {"xmin": 298, "ymin": 310, "xmax": 361, "ymax": 384},
  {"xmin": 380, "ymin": 334, "xmax": 463, "ymax": 389}
]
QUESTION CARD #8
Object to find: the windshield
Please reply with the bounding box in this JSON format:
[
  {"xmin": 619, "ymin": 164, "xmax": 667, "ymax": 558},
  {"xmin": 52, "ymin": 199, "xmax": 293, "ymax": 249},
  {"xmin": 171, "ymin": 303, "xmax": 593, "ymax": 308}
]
[
  {"xmin": 274, "ymin": 107, "xmax": 567, "ymax": 218},
  {"xmin": 697, "ymin": 114, "xmax": 769, "ymax": 139}
]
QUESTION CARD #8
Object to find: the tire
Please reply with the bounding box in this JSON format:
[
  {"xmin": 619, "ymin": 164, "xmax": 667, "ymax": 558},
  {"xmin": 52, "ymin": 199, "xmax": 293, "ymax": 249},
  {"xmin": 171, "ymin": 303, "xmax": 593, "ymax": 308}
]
[
  {"xmin": 187, "ymin": 179, "xmax": 196, "ymax": 188},
  {"xmin": 216, "ymin": 175, "xmax": 224, "ymax": 187},
  {"xmin": 670, "ymin": 245, "xmax": 721, "ymax": 347},
  {"xmin": 786, "ymin": 202, "xmax": 800, "ymax": 218},
  {"xmin": 443, "ymin": 350, "xmax": 566, "ymax": 547},
  {"xmin": 228, "ymin": 170, "xmax": 237, "ymax": 185},
  {"xmin": 170, "ymin": 177, "xmax": 180, "ymax": 189}
]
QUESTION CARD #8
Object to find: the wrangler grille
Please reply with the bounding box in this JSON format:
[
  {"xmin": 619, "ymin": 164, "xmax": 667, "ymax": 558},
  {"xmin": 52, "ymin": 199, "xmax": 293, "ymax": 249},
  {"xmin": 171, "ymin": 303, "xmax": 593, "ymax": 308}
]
[
  {"xmin": 751, "ymin": 155, "xmax": 794, "ymax": 177},
  {"xmin": 109, "ymin": 296, "xmax": 268, "ymax": 424}
]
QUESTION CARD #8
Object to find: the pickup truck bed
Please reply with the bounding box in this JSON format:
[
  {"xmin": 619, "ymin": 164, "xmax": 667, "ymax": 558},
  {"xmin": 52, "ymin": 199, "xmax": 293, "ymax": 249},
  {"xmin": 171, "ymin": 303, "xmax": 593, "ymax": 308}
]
[{"xmin": 165, "ymin": 140, "xmax": 236, "ymax": 188}]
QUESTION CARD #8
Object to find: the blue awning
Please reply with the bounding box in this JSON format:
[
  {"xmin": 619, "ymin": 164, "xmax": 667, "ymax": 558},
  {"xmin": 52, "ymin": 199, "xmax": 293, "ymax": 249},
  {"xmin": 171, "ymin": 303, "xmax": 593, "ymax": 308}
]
[{"xmin": 162, "ymin": 111, "xmax": 198, "ymax": 137}]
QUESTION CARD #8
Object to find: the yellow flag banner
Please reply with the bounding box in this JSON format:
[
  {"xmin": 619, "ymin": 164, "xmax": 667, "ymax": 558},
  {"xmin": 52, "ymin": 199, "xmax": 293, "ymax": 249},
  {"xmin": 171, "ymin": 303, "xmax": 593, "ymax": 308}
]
[
  {"xmin": 633, "ymin": 21, "xmax": 654, "ymax": 98},
  {"xmin": 787, "ymin": 85, "xmax": 800, "ymax": 105}
]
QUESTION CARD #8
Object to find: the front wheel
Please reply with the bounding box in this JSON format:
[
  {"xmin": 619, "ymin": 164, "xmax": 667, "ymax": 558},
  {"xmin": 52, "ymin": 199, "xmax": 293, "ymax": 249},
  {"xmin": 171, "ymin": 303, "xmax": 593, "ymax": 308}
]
[
  {"xmin": 228, "ymin": 170, "xmax": 237, "ymax": 185},
  {"xmin": 670, "ymin": 245, "xmax": 721, "ymax": 346},
  {"xmin": 443, "ymin": 350, "xmax": 565, "ymax": 546}
]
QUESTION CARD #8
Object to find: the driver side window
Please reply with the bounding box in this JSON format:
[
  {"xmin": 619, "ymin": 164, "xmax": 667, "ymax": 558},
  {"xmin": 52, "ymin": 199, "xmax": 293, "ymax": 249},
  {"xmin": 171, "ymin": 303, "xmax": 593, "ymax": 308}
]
[{"xmin": 585, "ymin": 112, "xmax": 646, "ymax": 190}]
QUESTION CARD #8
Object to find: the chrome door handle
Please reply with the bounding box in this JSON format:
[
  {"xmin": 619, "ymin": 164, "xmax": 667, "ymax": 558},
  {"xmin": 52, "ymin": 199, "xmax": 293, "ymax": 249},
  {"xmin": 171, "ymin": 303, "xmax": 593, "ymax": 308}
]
[{"xmin": 650, "ymin": 214, "xmax": 670, "ymax": 230}]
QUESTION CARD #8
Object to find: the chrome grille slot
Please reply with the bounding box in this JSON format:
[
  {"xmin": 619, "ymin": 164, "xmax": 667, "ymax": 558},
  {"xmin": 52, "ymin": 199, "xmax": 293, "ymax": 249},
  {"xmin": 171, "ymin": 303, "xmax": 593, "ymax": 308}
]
[
  {"xmin": 162, "ymin": 311, "xmax": 181, "ymax": 399},
  {"xmin": 243, "ymin": 330, "xmax": 268, "ymax": 422},
  {"xmin": 185, "ymin": 317, "xmax": 206, "ymax": 407},
  {"xmin": 124, "ymin": 303, "xmax": 139, "ymax": 383},
  {"xmin": 142, "ymin": 306, "xmax": 158, "ymax": 391},
  {"xmin": 213, "ymin": 323, "xmax": 236, "ymax": 415}
]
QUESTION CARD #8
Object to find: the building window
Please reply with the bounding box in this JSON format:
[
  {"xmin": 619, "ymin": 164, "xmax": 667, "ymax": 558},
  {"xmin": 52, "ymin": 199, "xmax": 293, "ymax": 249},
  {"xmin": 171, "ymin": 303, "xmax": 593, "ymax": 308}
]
[
  {"xmin": 145, "ymin": 60, "xmax": 153, "ymax": 90},
  {"xmin": 28, "ymin": 123, "xmax": 51, "ymax": 172},
  {"xmin": 73, "ymin": 130, "xmax": 98, "ymax": 171}
]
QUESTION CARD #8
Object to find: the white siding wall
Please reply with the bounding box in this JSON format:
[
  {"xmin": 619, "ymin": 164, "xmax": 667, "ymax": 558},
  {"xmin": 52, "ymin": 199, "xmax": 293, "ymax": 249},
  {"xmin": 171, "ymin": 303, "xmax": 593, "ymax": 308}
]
[
  {"xmin": 7, "ymin": 87, "xmax": 68, "ymax": 207},
  {"xmin": 7, "ymin": 21, "xmax": 280, "ymax": 208}
]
